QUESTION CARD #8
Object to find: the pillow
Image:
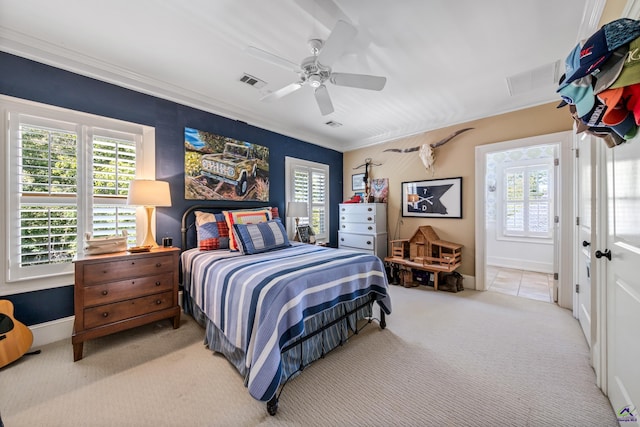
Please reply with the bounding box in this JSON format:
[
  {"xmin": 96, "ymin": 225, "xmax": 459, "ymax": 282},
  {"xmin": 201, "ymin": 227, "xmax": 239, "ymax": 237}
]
[
  {"xmin": 270, "ymin": 206, "xmax": 280, "ymax": 221},
  {"xmin": 223, "ymin": 208, "xmax": 272, "ymax": 251},
  {"xmin": 194, "ymin": 211, "xmax": 229, "ymax": 250},
  {"xmin": 233, "ymin": 219, "xmax": 291, "ymax": 255}
]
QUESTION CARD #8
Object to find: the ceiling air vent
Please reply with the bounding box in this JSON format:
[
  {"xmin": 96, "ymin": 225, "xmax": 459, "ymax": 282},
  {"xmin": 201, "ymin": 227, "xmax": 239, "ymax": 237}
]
[
  {"xmin": 506, "ymin": 60, "xmax": 560, "ymax": 96},
  {"xmin": 239, "ymin": 73, "xmax": 266, "ymax": 89},
  {"xmin": 325, "ymin": 120, "xmax": 343, "ymax": 128}
]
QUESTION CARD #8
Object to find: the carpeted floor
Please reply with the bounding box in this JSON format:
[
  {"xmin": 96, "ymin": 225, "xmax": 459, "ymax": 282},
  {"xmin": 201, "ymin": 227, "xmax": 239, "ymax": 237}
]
[{"xmin": 0, "ymin": 285, "xmax": 618, "ymax": 426}]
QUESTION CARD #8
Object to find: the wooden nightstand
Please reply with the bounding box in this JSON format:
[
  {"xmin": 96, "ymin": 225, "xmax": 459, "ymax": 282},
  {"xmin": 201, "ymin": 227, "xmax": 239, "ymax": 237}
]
[{"xmin": 72, "ymin": 247, "xmax": 181, "ymax": 361}]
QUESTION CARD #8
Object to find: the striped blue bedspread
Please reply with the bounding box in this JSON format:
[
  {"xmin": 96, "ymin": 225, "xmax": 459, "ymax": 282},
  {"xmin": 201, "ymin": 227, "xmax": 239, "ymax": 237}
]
[{"xmin": 181, "ymin": 243, "xmax": 391, "ymax": 402}]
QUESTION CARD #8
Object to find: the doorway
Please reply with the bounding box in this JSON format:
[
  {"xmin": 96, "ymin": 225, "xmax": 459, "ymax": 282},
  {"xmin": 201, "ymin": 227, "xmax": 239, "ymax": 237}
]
[{"xmin": 475, "ymin": 131, "xmax": 574, "ymax": 309}]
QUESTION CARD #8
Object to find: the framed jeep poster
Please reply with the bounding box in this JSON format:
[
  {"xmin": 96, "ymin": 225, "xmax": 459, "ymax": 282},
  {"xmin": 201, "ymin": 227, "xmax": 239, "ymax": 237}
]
[{"xmin": 184, "ymin": 127, "xmax": 269, "ymax": 201}]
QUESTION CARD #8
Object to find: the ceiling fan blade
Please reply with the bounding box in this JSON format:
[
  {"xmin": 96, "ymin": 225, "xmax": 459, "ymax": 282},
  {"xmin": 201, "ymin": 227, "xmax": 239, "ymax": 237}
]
[
  {"xmin": 330, "ymin": 72, "xmax": 387, "ymax": 90},
  {"xmin": 293, "ymin": 0, "xmax": 352, "ymax": 31},
  {"xmin": 317, "ymin": 20, "xmax": 357, "ymax": 67},
  {"xmin": 260, "ymin": 82, "xmax": 303, "ymax": 102},
  {"xmin": 245, "ymin": 46, "xmax": 300, "ymax": 73},
  {"xmin": 314, "ymin": 85, "xmax": 334, "ymax": 115}
]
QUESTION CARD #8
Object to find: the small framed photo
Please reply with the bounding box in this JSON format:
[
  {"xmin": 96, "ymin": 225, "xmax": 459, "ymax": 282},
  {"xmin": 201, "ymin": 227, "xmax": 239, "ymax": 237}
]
[
  {"xmin": 402, "ymin": 177, "xmax": 462, "ymax": 218},
  {"xmin": 296, "ymin": 225, "xmax": 315, "ymax": 243},
  {"xmin": 352, "ymin": 173, "xmax": 366, "ymax": 191}
]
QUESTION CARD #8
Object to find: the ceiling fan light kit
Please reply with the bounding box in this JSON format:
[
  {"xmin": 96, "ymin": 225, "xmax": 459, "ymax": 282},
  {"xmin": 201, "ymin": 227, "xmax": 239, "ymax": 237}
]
[{"xmin": 249, "ymin": 20, "xmax": 387, "ymax": 116}]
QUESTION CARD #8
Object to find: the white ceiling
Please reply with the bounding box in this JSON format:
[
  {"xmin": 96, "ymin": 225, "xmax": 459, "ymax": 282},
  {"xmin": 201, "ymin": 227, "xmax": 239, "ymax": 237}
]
[{"xmin": 0, "ymin": 0, "xmax": 603, "ymax": 152}]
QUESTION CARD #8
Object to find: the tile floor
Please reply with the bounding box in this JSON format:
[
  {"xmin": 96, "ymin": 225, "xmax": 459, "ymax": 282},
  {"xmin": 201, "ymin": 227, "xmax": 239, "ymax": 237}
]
[{"xmin": 486, "ymin": 265, "xmax": 554, "ymax": 303}]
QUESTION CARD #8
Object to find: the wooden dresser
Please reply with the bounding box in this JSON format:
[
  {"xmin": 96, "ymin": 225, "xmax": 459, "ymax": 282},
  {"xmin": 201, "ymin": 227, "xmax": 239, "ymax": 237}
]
[
  {"xmin": 338, "ymin": 203, "xmax": 387, "ymax": 259},
  {"xmin": 72, "ymin": 247, "xmax": 181, "ymax": 361}
]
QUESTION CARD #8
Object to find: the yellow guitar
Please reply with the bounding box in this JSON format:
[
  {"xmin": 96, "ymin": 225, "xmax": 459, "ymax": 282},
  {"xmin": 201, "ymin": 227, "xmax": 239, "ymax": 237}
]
[{"xmin": 0, "ymin": 300, "xmax": 34, "ymax": 368}]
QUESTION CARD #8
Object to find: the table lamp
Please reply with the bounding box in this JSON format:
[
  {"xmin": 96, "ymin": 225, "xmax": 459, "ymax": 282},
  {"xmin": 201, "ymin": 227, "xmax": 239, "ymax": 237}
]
[
  {"xmin": 287, "ymin": 201, "xmax": 308, "ymax": 240},
  {"xmin": 127, "ymin": 179, "xmax": 172, "ymax": 248}
]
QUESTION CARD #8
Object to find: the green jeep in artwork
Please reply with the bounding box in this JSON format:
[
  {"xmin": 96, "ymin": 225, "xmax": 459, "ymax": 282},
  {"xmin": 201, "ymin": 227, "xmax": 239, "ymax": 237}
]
[{"xmin": 200, "ymin": 142, "xmax": 258, "ymax": 196}]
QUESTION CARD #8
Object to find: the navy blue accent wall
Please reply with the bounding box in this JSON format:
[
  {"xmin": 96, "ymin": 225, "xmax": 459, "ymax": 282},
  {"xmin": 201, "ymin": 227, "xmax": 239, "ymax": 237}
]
[{"xmin": 1, "ymin": 52, "xmax": 343, "ymax": 325}]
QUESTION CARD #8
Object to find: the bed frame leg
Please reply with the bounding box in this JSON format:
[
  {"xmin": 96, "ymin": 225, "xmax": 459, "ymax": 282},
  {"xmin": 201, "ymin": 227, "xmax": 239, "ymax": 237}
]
[
  {"xmin": 379, "ymin": 310, "xmax": 386, "ymax": 329},
  {"xmin": 267, "ymin": 396, "xmax": 278, "ymax": 416}
]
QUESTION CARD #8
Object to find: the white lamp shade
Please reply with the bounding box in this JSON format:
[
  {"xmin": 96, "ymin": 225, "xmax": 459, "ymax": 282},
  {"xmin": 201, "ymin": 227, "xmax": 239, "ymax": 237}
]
[
  {"xmin": 127, "ymin": 180, "xmax": 172, "ymax": 207},
  {"xmin": 287, "ymin": 201, "xmax": 308, "ymax": 217}
]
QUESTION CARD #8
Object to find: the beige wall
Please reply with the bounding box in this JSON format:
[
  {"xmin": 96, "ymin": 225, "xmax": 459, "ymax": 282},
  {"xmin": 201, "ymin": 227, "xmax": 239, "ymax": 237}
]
[{"xmin": 343, "ymin": 102, "xmax": 572, "ymax": 277}]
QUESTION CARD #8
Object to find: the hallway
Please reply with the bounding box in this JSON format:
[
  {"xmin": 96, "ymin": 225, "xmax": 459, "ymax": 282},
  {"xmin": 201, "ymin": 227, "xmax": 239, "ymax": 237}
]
[{"xmin": 486, "ymin": 265, "xmax": 554, "ymax": 303}]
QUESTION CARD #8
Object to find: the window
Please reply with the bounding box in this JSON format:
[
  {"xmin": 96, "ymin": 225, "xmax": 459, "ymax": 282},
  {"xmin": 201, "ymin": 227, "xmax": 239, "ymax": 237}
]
[
  {"xmin": 2, "ymin": 96, "xmax": 154, "ymax": 287},
  {"xmin": 502, "ymin": 162, "xmax": 553, "ymax": 239},
  {"xmin": 285, "ymin": 157, "xmax": 329, "ymax": 241}
]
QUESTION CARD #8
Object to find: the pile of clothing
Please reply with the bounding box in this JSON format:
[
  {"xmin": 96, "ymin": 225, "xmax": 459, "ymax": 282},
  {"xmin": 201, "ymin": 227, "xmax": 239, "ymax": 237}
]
[{"xmin": 557, "ymin": 18, "xmax": 640, "ymax": 147}]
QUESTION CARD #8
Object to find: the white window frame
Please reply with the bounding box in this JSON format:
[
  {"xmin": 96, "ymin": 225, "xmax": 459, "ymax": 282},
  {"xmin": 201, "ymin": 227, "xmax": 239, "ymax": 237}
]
[
  {"xmin": 284, "ymin": 156, "xmax": 330, "ymax": 242},
  {"xmin": 1, "ymin": 95, "xmax": 155, "ymax": 293},
  {"xmin": 496, "ymin": 158, "xmax": 554, "ymax": 242}
]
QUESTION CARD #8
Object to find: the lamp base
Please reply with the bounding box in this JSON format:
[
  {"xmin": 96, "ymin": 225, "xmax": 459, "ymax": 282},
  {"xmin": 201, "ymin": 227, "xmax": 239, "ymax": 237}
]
[{"xmin": 141, "ymin": 206, "xmax": 159, "ymax": 248}]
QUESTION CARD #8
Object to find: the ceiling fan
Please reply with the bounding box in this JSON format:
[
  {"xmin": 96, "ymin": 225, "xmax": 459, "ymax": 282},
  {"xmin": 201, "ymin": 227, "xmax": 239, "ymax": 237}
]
[{"xmin": 247, "ymin": 20, "xmax": 387, "ymax": 116}]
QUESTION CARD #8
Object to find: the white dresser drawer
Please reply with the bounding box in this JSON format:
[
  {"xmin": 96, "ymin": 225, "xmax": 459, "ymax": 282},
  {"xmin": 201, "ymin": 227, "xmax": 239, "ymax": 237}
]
[
  {"xmin": 338, "ymin": 232, "xmax": 388, "ymax": 258},
  {"xmin": 339, "ymin": 204, "xmax": 377, "ymax": 215},
  {"xmin": 339, "ymin": 232, "xmax": 376, "ymax": 250},
  {"xmin": 339, "ymin": 213, "xmax": 377, "ymax": 224},
  {"xmin": 340, "ymin": 222, "xmax": 376, "ymax": 233}
]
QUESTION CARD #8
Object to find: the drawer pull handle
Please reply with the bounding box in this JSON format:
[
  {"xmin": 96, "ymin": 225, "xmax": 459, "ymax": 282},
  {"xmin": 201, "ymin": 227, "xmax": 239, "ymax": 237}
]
[
  {"xmin": 131, "ymin": 262, "xmax": 135, "ymax": 265},
  {"xmin": 102, "ymin": 312, "xmax": 109, "ymax": 318},
  {"xmin": 368, "ymin": 226, "xmax": 372, "ymax": 230},
  {"xmin": 340, "ymin": 238, "xmax": 344, "ymax": 241},
  {"xmin": 366, "ymin": 241, "xmax": 372, "ymax": 245},
  {"xmin": 155, "ymin": 281, "xmax": 161, "ymax": 286},
  {"xmin": 367, "ymin": 217, "xmax": 372, "ymax": 221},
  {"xmin": 156, "ymin": 263, "xmax": 162, "ymax": 267},
  {"xmin": 342, "ymin": 225, "xmax": 345, "ymax": 228},
  {"xmin": 367, "ymin": 208, "xmax": 372, "ymax": 211},
  {"xmin": 156, "ymin": 300, "xmax": 162, "ymax": 305},
  {"xmin": 102, "ymin": 290, "xmax": 108, "ymax": 296}
]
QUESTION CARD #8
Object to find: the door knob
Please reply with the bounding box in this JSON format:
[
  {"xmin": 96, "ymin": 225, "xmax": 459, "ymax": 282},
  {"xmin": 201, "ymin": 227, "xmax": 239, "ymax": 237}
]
[
  {"xmin": 595, "ymin": 249, "xmax": 611, "ymax": 260},
  {"xmin": 582, "ymin": 240, "xmax": 590, "ymax": 247}
]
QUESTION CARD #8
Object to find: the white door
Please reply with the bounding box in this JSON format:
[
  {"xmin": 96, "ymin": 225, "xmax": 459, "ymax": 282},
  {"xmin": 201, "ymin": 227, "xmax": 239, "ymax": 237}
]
[
  {"xmin": 604, "ymin": 137, "xmax": 640, "ymax": 423},
  {"xmin": 576, "ymin": 134, "xmax": 593, "ymax": 347}
]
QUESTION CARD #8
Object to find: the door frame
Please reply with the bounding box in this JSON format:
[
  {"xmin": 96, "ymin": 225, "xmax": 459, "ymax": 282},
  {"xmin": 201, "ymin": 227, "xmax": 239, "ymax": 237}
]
[{"xmin": 474, "ymin": 131, "xmax": 574, "ymax": 309}]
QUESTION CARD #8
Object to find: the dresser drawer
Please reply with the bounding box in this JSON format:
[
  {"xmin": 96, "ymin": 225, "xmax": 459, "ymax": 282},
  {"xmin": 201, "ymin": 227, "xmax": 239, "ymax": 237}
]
[
  {"xmin": 83, "ymin": 290, "xmax": 174, "ymax": 329},
  {"xmin": 339, "ymin": 222, "xmax": 377, "ymax": 233},
  {"xmin": 82, "ymin": 254, "xmax": 175, "ymax": 285},
  {"xmin": 339, "ymin": 213, "xmax": 377, "ymax": 224},
  {"xmin": 339, "ymin": 232, "xmax": 377, "ymax": 250},
  {"xmin": 83, "ymin": 273, "xmax": 174, "ymax": 307},
  {"xmin": 339, "ymin": 204, "xmax": 377, "ymax": 215}
]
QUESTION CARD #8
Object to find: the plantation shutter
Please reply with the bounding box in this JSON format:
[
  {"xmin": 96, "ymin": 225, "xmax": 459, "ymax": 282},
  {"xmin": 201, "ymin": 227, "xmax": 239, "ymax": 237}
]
[
  {"xmin": 503, "ymin": 164, "xmax": 551, "ymax": 238},
  {"xmin": 17, "ymin": 121, "xmax": 79, "ymax": 270},
  {"xmin": 286, "ymin": 157, "xmax": 330, "ymax": 241},
  {"xmin": 8, "ymin": 111, "xmax": 142, "ymax": 282},
  {"xmin": 91, "ymin": 132, "xmax": 137, "ymax": 244}
]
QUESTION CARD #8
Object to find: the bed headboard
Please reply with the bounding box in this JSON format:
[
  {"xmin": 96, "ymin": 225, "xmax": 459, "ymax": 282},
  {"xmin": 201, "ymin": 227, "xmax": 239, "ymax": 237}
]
[{"xmin": 181, "ymin": 203, "xmax": 278, "ymax": 251}]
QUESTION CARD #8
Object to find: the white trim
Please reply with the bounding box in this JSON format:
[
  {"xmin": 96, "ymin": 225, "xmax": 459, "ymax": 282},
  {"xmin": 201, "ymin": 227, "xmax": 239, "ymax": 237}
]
[
  {"xmin": 486, "ymin": 257, "xmax": 553, "ymax": 274},
  {"xmin": 0, "ymin": 94, "xmax": 155, "ymax": 294},
  {"xmin": 30, "ymin": 316, "xmax": 75, "ymax": 348},
  {"xmin": 475, "ymin": 131, "xmax": 574, "ymax": 310},
  {"xmin": 284, "ymin": 156, "xmax": 330, "ymax": 242}
]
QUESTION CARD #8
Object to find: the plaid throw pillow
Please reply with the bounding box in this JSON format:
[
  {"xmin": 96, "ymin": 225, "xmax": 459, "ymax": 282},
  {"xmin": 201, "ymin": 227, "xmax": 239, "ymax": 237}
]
[{"xmin": 195, "ymin": 211, "xmax": 229, "ymax": 250}]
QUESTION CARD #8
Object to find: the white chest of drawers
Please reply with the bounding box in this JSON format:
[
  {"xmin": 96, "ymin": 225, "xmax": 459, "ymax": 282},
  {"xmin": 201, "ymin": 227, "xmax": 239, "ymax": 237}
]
[{"xmin": 338, "ymin": 203, "xmax": 387, "ymax": 259}]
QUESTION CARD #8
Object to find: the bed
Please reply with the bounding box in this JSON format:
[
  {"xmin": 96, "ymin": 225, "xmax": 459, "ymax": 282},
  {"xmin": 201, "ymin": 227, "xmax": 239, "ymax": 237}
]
[{"xmin": 180, "ymin": 204, "xmax": 391, "ymax": 415}]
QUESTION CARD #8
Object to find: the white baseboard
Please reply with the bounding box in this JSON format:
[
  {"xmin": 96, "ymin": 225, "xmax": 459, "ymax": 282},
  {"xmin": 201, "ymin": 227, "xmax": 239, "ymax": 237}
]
[
  {"xmin": 30, "ymin": 291, "xmax": 183, "ymax": 349},
  {"xmin": 487, "ymin": 257, "xmax": 553, "ymax": 273},
  {"xmin": 462, "ymin": 273, "xmax": 476, "ymax": 290},
  {"xmin": 30, "ymin": 316, "xmax": 74, "ymax": 348}
]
